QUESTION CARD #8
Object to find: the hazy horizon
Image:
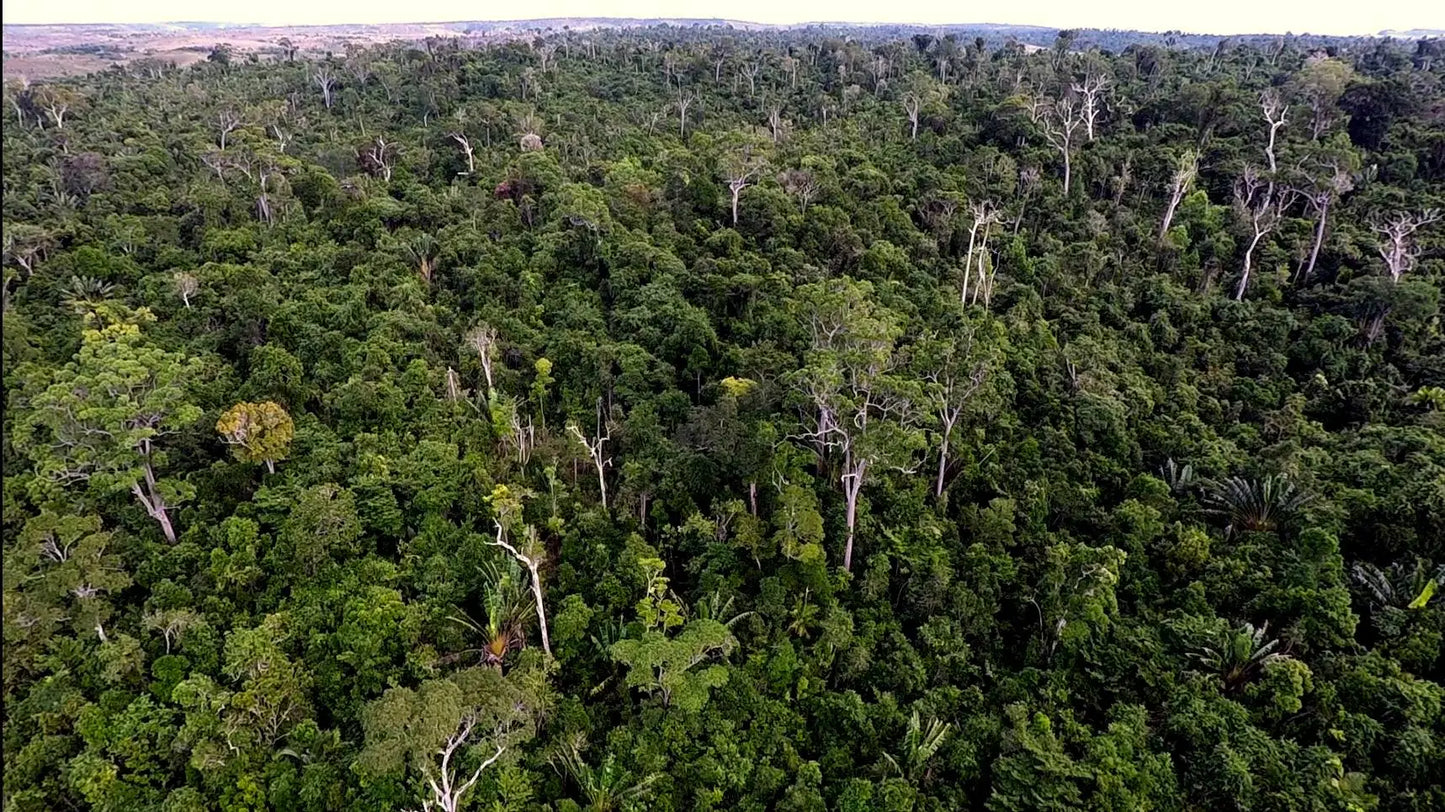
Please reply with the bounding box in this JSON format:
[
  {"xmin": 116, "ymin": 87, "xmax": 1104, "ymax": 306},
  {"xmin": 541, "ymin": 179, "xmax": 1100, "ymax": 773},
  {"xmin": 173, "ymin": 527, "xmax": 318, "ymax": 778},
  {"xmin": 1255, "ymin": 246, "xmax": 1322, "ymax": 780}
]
[{"xmin": 3, "ymin": 0, "xmax": 1443, "ymax": 38}]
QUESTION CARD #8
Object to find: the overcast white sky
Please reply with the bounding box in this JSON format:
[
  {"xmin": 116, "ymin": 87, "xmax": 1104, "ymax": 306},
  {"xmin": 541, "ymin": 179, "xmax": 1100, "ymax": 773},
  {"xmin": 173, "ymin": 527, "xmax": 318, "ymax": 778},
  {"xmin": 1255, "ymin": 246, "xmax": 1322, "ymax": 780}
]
[{"xmin": 2, "ymin": 0, "xmax": 1441, "ymax": 37}]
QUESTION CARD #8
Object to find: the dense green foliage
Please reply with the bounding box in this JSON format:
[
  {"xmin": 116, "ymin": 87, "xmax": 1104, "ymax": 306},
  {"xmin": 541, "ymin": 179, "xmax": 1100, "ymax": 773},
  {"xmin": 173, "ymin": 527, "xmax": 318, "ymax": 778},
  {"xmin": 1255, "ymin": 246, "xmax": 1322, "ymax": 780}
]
[{"xmin": 4, "ymin": 25, "xmax": 1445, "ymax": 812}]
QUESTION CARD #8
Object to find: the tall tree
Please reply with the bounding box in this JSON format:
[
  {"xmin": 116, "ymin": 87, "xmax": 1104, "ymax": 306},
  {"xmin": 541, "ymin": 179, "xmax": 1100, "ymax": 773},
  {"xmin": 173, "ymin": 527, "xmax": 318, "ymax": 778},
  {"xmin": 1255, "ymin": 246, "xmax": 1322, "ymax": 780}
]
[
  {"xmin": 360, "ymin": 664, "xmax": 545, "ymax": 812},
  {"xmin": 15, "ymin": 317, "xmax": 203, "ymax": 543},
  {"xmin": 791, "ymin": 278, "xmax": 924, "ymax": 571}
]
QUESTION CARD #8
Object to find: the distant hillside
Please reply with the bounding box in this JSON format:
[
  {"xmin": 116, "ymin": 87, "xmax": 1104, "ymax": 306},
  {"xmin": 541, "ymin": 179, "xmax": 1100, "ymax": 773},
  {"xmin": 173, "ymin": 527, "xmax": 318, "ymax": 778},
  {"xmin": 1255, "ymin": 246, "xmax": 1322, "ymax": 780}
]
[{"xmin": 4, "ymin": 17, "xmax": 1437, "ymax": 79}]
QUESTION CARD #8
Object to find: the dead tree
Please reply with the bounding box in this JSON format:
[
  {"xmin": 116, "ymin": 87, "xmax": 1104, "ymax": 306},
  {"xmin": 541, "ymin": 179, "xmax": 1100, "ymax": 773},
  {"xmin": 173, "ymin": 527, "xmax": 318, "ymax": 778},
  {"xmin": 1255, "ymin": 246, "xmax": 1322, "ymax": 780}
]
[
  {"xmin": 520, "ymin": 68, "xmax": 540, "ymax": 100},
  {"xmin": 567, "ymin": 420, "xmax": 611, "ymax": 510},
  {"xmin": 1040, "ymin": 96, "xmax": 1085, "ymax": 196},
  {"xmin": 782, "ymin": 55, "xmax": 800, "ymax": 88},
  {"xmin": 1013, "ymin": 167, "xmax": 1041, "ymax": 235},
  {"xmin": 961, "ymin": 201, "xmax": 1003, "ymax": 307},
  {"xmin": 445, "ymin": 367, "xmax": 465, "ymax": 404},
  {"xmin": 537, "ymin": 43, "xmax": 558, "ymax": 73},
  {"xmin": 344, "ymin": 53, "xmax": 373, "ymax": 87},
  {"xmin": 868, "ymin": 55, "xmax": 889, "ymax": 94},
  {"xmin": 508, "ymin": 407, "xmax": 535, "ymax": 465},
  {"xmin": 1374, "ymin": 209, "xmax": 1441, "ymax": 283},
  {"xmin": 924, "ymin": 334, "xmax": 991, "ymax": 498},
  {"xmin": 313, "ymin": 66, "xmax": 338, "ymax": 110},
  {"xmin": 416, "ymin": 719, "xmax": 507, "ymax": 812},
  {"xmin": 1071, "ymin": 74, "xmax": 1110, "ymax": 140},
  {"xmin": 464, "ymin": 324, "xmax": 499, "ymax": 394},
  {"xmin": 33, "ymin": 86, "xmax": 76, "ymax": 130},
  {"xmin": 359, "ymin": 136, "xmax": 397, "ymax": 182},
  {"xmin": 216, "ymin": 108, "xmax": 242, "ymax": 150},
  {"xmin": 517, "ymin": 113, "xmax": 545, "ymax": 152},
  {"xmin": 271, "ymin": 123, "xmax": 292, "ymax": 154},
  {"xmin": 1295, "ymin": 162, "xmax": 1353, "ymax": 281},
  {"xmin": 724, "ymin": 148, "xmax": 766, "ymax": 227},
  {"xmin": 1159, "ymin": 149, "xmax": 1200, "ymax": 244},
  {"xmin": 1019, "ymin": 93, "xmax": 1051, "ymax": 125},
  {"xmin": 3, "ymin": 225, "xmax": 54, "ymax": 277},
  {"xmin": 780, "ymin": 168, "xmax": 819, "ymax": 213},
  {"xmin": 904, "ymin": 92, "xmax": 922, "ymax": 141},
  {"xmin": 922, "ymin": 195, "xmax": 961, "ymax": 243},
  {"xmin": 4, "ymin": 78, "xmax": 31, "ymax": 127},
  {"xmin": 740, "ymin": 62, "xmax": 762, "ymax": 97},
  {"xmin": 1232, "ymin": 167, "xmax": 1291, "ymax": 300},
  {"xmin": 1260, "ymin": 89, "xmax": 1288, "ymax": 173},
  {"xmin": 449, "ymin": 132, "xmax": 475, "ymax": 175},
  {"xmin": 254, "ymin": 161, "xmax": 279, "ymax": 226},
  {"xmin": 201, "ymin": 151, "xmax": 229, "ymax": 183},
  {"xmin": 767, "ymin": 102, "xmax": 784, "ymax": 143},
  {"xmin": 675, "ymin": 89, "xmax": 698, "ymax": 138},
  {"xmin": 173, "ymin": 272, "xmax": 199, "ymax": 308},
  {"xmin": 792, "ymin": 285, "xmax": 920, "ymax": 572}
]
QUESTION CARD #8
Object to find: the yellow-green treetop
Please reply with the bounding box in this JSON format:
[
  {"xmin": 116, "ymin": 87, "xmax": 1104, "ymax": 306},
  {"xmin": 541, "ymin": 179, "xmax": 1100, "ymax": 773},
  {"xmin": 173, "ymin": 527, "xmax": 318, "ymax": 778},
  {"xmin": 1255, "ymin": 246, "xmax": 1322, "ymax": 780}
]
[{"xmin": 216, "ymin": 401, "xmax": 295, "ymax": 474}]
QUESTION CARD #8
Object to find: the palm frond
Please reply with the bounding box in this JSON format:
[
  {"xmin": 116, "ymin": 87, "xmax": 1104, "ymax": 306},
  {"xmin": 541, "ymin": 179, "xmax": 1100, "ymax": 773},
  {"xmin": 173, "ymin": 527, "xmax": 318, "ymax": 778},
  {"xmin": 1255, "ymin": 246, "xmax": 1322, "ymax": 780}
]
[
  {"xmin": 1207, "ymin": 474, "xmax": 1310, "ymax": 533},
  {"xmin": 1159, "ymin": 458, "xmax": 1197, "ymax": 493},
  {"xmin": 1191, "ymin": 621, "xmax": 1288, "ymax": 690}
]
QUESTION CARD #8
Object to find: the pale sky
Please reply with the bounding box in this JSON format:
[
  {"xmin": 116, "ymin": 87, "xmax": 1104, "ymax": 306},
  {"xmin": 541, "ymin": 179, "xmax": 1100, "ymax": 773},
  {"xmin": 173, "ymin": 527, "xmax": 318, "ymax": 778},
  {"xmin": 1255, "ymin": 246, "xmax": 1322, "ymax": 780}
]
[{"xmin": 2, "ymin": 0, "xmax": 1442, "ymax": 37}]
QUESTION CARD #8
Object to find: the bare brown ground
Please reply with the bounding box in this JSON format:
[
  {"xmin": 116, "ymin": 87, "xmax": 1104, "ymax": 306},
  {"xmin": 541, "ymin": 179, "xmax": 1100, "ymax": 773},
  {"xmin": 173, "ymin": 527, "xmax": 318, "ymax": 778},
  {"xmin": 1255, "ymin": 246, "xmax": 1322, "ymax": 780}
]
[{"xmin": 1, "ymin": 21, "xmax": 528, "ymax": 80}]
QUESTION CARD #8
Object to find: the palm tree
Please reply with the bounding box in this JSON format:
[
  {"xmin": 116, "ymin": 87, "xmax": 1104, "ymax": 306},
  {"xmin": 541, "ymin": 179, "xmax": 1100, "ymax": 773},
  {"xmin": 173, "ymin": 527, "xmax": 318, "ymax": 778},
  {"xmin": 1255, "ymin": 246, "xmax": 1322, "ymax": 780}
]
[
  {"xmin": 883, "ymin": 710, "xmax": 952, "ymax": 782},
  {"xmin": 1207, "ymin": 474, "xmax": 1310, "ymax": 533},
  {"xmin": 1191, "ymin": 621, "xmax": 1288, "ymax": 691},
  {"xmin": 697, "ymin": 590, "xmax": 754, "ymax": 630},
  {"xmin": 1159, "ymin": 458, "xmax": 1198, "ymax": 493},
  {"xmin": 1351, "ymin": 560, "xmax": 1443, "ymax": 611},
  {"xmin": 447, "ymin": 558, "xmax": 532, "ymax": 667},
  {"xmin": 550, "ymin": 735, "xmax": 659, "ymax": 812},
  {"xmin": 63, "ymin": 275, "xmax": 116, "ymax": 313}
]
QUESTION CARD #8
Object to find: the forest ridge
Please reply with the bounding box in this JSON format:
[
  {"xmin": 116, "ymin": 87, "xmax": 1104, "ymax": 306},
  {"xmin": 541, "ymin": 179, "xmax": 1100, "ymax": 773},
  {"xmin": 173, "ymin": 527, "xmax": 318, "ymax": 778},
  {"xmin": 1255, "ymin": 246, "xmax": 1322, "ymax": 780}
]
[{"xmin": 3, "ymin": 26, "xmax": 1445, "ymax": 812}]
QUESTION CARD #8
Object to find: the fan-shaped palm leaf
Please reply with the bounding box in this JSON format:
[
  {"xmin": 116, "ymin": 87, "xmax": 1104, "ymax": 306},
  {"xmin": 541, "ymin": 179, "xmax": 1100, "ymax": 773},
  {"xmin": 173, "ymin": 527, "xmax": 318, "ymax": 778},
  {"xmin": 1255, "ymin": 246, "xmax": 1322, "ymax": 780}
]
[
  {"xmin": 1207, "ymin": 474, "xmax": 1310, "ymax": 533},
  {"xmin": 1191, "ymin": 621, "xmax": 1288, "ymax": 690}
]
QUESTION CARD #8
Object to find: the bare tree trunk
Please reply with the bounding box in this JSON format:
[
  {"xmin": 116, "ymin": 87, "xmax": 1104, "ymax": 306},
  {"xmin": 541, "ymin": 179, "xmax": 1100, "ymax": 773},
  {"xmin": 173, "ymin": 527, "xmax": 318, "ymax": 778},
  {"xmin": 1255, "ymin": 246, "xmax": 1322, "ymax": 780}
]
[
  {"xmin": 1301, "ymin": 196, "xmax": 1329, "ymax": 281},
  {"xmin": 1236, "ymin": 231, "xmax": 1265, "ymax": 300},
  {"xmin": 1233, "ymin": 167, "xmax": 1287, "ymax": 300},
  {"xmin": 490, "ymin": 523, "xmax": 552, "ymax": 658},
  {"xmin": 934, "ymin": 420, "xmax": 954, "ymax": 498},
  {"xmin": 1373, "ymin": 209, "xmax": 1442, "ymax": 283},
  {"xmin": 1261, "ymin": 90, "xmax": 1287, "ymax": 173},
  {"xmin": 677, "ymin": 91, "xmax": 695, "ymax": 138},
  {"xmin": 567, "ymin": 423, "xmax": 609, "ymax": 510},
  {"xmin": 132, "ymin": 464, "xmax": 177, "ymax": 543},
  {"xmin": 450, "ymin": 133, "xmax": 475, "ymax": 175},
  {"xmin": 961, "ymin": 218, "xmax": 980, "ymax": 304},
  {"xmin": 1159, "ymin": 180, "xmax": 1188, "ymax": 243},
  {"xmin": 842, "ymin": 459, "xmax": 866, "ymax": 572},
  {"xmin": 1071, "ymin": 74, "xmax": 1109, "ymax": 141},
  {"xmin": 1159, "ymin": 151, "xmax": 1199, "ymax": 244}
]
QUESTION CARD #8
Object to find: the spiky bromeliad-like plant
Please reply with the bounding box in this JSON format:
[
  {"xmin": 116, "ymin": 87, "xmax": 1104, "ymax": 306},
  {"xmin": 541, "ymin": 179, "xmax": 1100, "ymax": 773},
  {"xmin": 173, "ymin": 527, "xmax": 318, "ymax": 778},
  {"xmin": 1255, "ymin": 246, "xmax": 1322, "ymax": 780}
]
[
  {"xmin": 1207, "ymin": 474, "xmax": 1311, "ymax": 534},
  {"xmin": 550, "ymin": 734, "xmax": 660, "ymax": 812},
  {"xmin": 1192, "ymin": 621, "xmax": 1290, "ymax": 691},
  {"xmin": 448, "ymin": 557, "xmax": 533, "ymax": 667}
]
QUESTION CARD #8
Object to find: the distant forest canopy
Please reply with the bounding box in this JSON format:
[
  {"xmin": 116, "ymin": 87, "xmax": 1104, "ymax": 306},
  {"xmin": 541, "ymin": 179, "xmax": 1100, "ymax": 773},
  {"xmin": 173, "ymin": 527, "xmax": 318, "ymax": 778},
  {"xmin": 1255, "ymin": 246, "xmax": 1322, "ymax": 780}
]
[
  {"xmin": 3, "ymin": 23, "xmax": 1445, "ymax": 812},
  {"xmin": 6, "ymin": 19, "xmax": 1440, "ymax": 64}
]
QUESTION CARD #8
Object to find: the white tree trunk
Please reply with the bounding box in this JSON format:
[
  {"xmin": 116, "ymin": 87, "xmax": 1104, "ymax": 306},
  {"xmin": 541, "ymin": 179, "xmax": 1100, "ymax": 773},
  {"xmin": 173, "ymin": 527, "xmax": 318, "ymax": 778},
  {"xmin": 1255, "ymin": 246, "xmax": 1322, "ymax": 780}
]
[{"xmin": 1235, "ymin": 231, "xmax": 1265, "ymax": 300}]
